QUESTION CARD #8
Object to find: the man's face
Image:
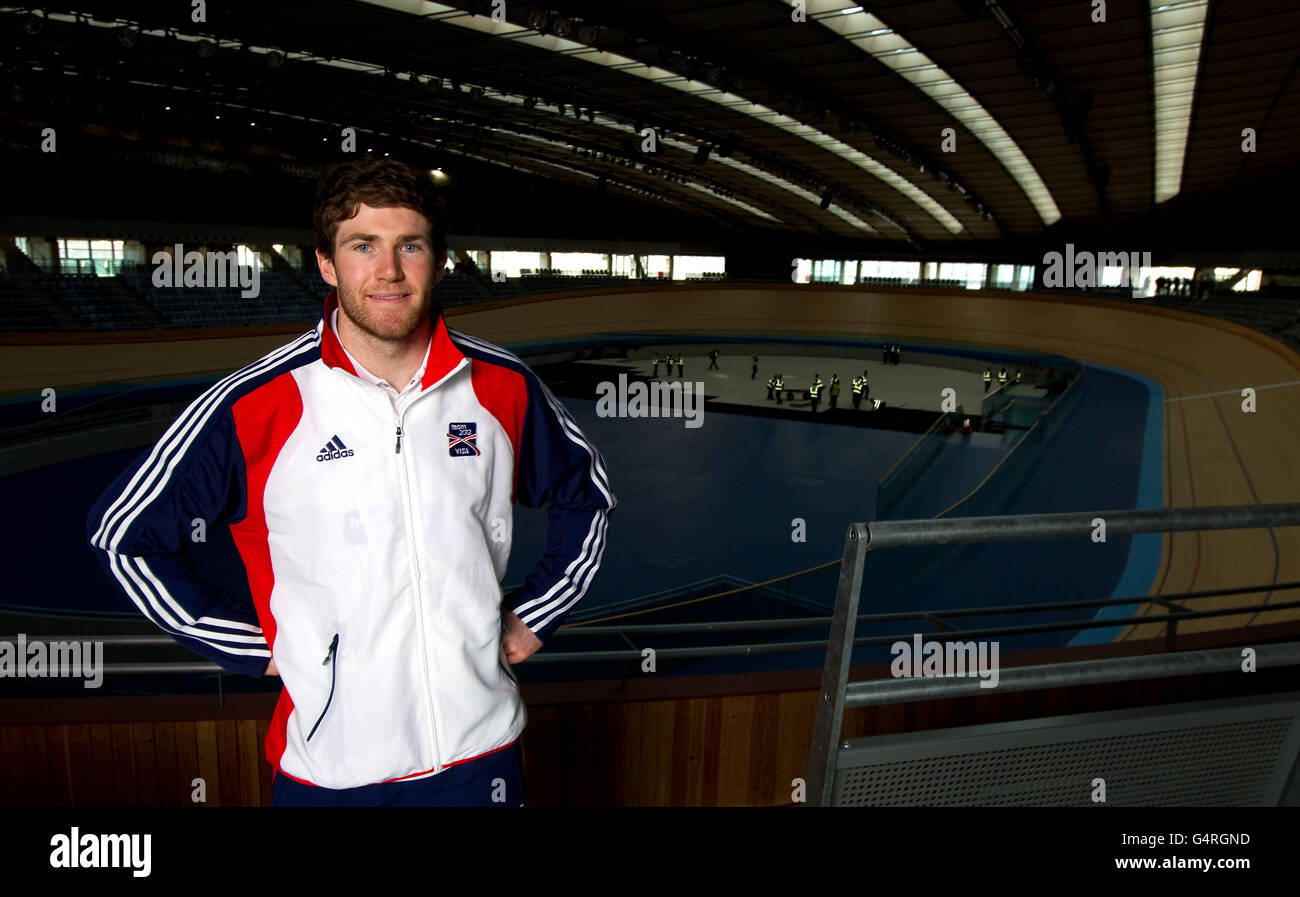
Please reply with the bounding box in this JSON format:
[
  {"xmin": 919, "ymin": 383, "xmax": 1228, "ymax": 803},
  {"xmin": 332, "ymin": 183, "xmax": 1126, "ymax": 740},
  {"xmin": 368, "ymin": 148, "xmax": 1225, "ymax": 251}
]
[{"xmin": 316, "ymin": 203, "xmax": 447, "ymax": 342}]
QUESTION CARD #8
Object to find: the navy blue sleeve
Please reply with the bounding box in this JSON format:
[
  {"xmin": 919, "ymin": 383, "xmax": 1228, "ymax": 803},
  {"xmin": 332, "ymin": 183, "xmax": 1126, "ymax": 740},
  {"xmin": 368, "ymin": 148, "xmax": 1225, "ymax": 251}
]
[
  {"xmin": 86, "ymin": 405, "xmax": 271, "ymax": 678},
  {"xmin": 503, "ymin": 370, "xmax": 616, "ymax": 645}
]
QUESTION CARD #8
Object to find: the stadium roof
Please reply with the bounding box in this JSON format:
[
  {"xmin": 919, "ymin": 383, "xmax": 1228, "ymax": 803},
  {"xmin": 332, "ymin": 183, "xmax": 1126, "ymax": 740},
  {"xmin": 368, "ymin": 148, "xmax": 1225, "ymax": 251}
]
[{"xmin": 2, "ymin": 1, "xmax": 1297, "ymax": 262}]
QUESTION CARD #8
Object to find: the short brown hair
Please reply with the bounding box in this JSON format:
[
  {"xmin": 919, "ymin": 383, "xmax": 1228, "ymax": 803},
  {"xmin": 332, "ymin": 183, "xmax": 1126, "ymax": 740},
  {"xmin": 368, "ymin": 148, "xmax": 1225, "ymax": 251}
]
[{"xmin": 313, "ymin": 156, "xmax": 447, "ymax": 260}]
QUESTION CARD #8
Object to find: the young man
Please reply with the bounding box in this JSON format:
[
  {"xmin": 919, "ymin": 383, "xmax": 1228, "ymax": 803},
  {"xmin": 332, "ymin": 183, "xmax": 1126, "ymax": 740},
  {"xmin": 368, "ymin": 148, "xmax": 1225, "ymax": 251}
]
[{"xmin": 86, "ymin": 157, "xmax": 615, "ymax": 806}]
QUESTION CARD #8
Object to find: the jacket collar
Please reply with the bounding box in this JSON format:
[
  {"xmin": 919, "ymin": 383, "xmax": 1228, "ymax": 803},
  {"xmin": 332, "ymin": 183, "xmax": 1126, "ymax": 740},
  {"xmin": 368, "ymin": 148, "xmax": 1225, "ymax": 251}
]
[{"xmin": 318, "ymin": 289, "xmax": 464, "ymax": 390}]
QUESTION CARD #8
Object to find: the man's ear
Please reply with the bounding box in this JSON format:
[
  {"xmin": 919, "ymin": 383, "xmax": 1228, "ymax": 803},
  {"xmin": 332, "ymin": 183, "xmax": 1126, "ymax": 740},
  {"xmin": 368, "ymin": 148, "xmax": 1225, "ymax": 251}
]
[{"xmin": 315, "ymin": 249, "xmax": 338, "ymax": 287}]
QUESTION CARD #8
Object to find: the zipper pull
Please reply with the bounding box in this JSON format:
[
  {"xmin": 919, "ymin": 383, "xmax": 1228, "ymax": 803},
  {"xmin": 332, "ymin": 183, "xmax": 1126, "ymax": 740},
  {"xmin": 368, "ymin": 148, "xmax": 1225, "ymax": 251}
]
[
  {"xmin": 394, "ymin": 425, "xmax": 403, "ymax": 454},
  {"xmin": 322, "ymin": 633, "xmax": 339, "ymax": 665}
]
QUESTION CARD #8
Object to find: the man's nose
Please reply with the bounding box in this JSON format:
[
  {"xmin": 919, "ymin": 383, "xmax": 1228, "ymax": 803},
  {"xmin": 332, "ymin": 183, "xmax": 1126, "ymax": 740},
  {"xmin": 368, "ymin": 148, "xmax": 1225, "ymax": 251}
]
[{"xmin": 376, "ymin": 248, "xmax": 405, "ymax": 280}]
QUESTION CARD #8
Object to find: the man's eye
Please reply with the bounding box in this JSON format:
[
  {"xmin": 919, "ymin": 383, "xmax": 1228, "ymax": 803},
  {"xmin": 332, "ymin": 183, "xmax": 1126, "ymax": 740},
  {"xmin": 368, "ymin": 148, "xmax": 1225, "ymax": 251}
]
[
  {"xmin": 354, "ymin": 244, "xmax": 372, "ymax": 252},
  {"xmin": 403, "ymin": 243, "xmax": 423, "ymax": 252}
]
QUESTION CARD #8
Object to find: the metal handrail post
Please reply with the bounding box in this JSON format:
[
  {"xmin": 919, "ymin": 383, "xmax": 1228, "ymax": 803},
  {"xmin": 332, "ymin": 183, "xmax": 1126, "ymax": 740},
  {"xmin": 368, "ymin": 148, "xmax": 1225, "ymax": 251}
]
[{"xmin": 805, "ymin": 522, "xmax": 869, "ymax": 807}]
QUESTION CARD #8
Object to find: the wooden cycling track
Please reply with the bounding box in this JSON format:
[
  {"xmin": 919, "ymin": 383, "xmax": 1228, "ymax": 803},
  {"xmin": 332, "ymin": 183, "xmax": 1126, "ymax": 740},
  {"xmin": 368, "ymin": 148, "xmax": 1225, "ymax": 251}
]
[{"xmin": 5, "ymin": 283, "xmax": 1298, "ymax": 642}]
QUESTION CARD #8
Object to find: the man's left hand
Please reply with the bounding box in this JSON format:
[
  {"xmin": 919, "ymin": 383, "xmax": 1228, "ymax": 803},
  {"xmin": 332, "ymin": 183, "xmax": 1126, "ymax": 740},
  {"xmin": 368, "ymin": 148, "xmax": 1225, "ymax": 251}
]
[{"xmin": 502, "ymin": 610, "xmax": 543, "ymax": 664}]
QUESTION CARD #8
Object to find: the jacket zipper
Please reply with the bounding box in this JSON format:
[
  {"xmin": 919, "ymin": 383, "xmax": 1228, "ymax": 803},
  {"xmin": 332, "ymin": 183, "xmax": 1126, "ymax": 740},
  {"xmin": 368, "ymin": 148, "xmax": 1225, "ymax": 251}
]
[
  {"xmin": 307, "ymin": 633, "xmax": 339, "ymax": 742},
  {"xmin": 394, "ymin": 405, "xmax": 443, "ymax": 774},
  {"xmin": 333, "ymin": 361, "xmax": 465, "ymax": 774}
]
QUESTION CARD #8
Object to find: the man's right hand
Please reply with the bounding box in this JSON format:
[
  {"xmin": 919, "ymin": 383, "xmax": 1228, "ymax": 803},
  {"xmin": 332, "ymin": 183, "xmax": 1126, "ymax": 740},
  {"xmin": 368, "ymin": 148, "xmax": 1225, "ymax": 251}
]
[{"xmin": 265, "ymin": 658, "xmax": 279, "ymax": 676}]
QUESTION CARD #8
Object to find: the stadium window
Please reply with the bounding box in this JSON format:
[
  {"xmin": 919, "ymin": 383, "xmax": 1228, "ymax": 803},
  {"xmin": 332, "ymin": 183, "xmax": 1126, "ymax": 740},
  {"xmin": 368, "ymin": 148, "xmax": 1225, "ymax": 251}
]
[
  {"xmin": 236, "ymin": 245, "xmax": 264, "ymax": 270},
  {"xmin": 646, "ymin": 255, "xmax": 672, "ymax": 279},
  {"xmin": 551, "ymin": 252, "xmax": 607, "ymax": 275},
  {"xmin": 793, "ymin": 258, "xmax": 812, "ymax": 283},
  {"xmin": 611, "ymin": 254, "xmax": 637, "ymax": 277},
  {"xmin": 672, "ymin": 256, "xmax": 725, "ymax": 280},
  {"xmin": 495, "ymin": 251, "xmax": 542, "ymax": 278},
  {"xmin": 812, "ymin": 259, "xmax": 841, "ymax": 283},
  {"xmin": 56, "ymin": 238, "xmax": 126, "ymax": 276}
]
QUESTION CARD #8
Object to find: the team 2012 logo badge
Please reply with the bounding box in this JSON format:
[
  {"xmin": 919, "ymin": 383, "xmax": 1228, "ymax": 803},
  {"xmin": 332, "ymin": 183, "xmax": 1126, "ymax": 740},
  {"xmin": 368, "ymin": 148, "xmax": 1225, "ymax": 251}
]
[{"xmin": 447, "ymin": 422, "xmax": 481, "ymax": 456}]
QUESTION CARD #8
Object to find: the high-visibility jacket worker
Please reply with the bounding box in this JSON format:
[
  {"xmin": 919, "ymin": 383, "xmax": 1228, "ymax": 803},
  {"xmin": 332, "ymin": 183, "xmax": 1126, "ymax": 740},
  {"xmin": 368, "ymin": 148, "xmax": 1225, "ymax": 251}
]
[
  {"xmin": 1015, "ymin": 370, "xmax": 1023, "ymax": 383},
  {"xmin": 766, "ymin": 374, "xmax": 777, "ymax": 400},
  {"xmin": 774, "ymin": 374, "xmax": 785, "ymax": 404},
  {"xmin": 998, "ymin": 367, "xmax": 1008, "ymax": 385},
  {"xmin": 652, "ymin": 353, "xmax": 661, "ymax": 377},
  {"xmin": 982, "ymin": 368, "xmax": 992, "ymax": 393},
  {"xmin": 851, "ymin": 375, "xmax": 864, "ymax": 409},
  {"xmin": 829, "ymin": 375, "xmax": 841, "ymax": 409},
  {"xmin": 809, "ymin": 375, "xmax": 824, "ymax": 412}
]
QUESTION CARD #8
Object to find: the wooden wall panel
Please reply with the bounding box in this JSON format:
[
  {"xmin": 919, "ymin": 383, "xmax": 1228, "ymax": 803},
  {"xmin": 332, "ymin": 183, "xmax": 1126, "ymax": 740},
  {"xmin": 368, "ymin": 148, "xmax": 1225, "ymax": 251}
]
[{"xmin": 3, "ymin": 659, "xmax": 1300, "ymax": 806}]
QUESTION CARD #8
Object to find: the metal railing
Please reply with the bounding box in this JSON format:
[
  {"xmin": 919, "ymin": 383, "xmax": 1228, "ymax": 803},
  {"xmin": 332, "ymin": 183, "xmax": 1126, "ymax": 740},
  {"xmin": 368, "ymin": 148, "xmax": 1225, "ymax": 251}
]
[{"xmin": 804, "ymin": 502, "xmax": 1300, "ymax": 807}]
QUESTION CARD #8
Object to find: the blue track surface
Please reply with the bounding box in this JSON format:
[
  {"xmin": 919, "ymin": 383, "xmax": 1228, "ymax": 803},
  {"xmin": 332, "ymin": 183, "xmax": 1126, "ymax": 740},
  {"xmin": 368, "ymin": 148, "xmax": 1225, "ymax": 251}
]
[{"xmin": 4, "ymin": 360, "xmax": 1161, "ymax": 675}]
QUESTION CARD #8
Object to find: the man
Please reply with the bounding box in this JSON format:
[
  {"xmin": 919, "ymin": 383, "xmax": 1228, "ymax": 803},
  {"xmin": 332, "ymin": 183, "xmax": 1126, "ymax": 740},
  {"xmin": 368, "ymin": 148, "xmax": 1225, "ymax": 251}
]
[
  {"xmin": 828, "ymin": 374, "xmax": 840, "ymax": 410},
  {"xmin": 708, "ymin": 347, "xmax": 719, "ymax": 370},
  {"xmin": 982, "ymin": 368, "xmax": 992, "ymax": 393},
  {"xmin": 774, "ymin": 372, "xmax": 784, "ymax": 404},
  {"xmin": 808, "ymin": 373, "xmax": 824, "ymax": 413},
  {"xmin": 861, "ymin": 369, "xmax": 870, "ymax": 404},
  {"xmin": 651, "ymin": 351, "xmax": 661, "ymax": 378},
  {"xmin": 851, "ymin": 373, "xmax": 864, "ymax": 409},
  {"xmin": 998, "ymin": 366, "xmax": 1008, "ymax": 386},
  {"xmin": 86, "ymin": 157, "xmax": 615, "ymax": 807},
  {"xmin": 676, "ymin": 353, "xmax": 684, "ymax": 378},
  {"xmin": 750, "ymin": 354, "xmax": 759, "ymax": 379},
  {"xmin": 766, "ymin": 372, "xmax": 777, "ymax": 400}
]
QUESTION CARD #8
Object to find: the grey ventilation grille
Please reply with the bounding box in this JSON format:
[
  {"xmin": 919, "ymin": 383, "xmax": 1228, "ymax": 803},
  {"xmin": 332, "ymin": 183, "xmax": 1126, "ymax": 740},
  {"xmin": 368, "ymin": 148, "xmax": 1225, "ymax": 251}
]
[{"xmin": 834, "ymin": 694, "xmax": 1300, "ymax": 806}]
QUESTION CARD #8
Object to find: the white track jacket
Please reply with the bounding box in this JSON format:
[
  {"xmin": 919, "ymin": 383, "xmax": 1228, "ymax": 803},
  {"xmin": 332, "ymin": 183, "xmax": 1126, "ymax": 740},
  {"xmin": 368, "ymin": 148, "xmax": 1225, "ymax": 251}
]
[{"xmin": 87, "ymin": 292, "xmax": 616, "ymax": 789}]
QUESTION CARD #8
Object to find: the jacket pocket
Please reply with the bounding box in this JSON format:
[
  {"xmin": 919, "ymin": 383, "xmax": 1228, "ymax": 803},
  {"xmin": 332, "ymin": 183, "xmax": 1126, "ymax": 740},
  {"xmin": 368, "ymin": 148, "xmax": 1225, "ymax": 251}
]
[
  {"xmin": 498, "ymin": 616, "xmax": 519, "ymax": 685},
  {"xmin": 306, "ymin": 633, "xmax": 340, "ymax": 742}
]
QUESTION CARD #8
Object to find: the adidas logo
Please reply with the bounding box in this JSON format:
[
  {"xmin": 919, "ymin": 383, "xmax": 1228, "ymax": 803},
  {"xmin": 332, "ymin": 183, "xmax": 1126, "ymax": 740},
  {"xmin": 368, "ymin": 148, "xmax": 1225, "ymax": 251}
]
[{"xmin": 316, "ymin": 435, "xmax": 355, "ymax": 462}]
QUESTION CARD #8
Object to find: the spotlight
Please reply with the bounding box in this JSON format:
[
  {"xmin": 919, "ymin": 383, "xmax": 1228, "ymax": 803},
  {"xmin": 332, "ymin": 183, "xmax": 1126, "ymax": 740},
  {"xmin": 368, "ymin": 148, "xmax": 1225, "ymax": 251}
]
[
  {"xmin": 553, "ymin": 18, "xmax": 573, "ymax": 38},
  {"xmin": 21, "ymin": 13, "xmax": 42, "ymax": 35},
  {"xmin": 197, "ymin": 39, "xmax": 216, "ymax": 58},
  {"xmin": 117, "ymin": 27, "xmax": 139, "ymax": 48},
  {"xmin": 577, "ymin": 24, "xmax": 598, "ymax": 44},
  {"xmin": 523, "ymin": 96, "xmax": 536, "ymax": 109},
  {"xmin": 526, "ymin": 9, "xmax": 548, "ymax": 31},
  {"xmin": 267, "ymin": 50, "xmax": 284, "ymax": 68}
]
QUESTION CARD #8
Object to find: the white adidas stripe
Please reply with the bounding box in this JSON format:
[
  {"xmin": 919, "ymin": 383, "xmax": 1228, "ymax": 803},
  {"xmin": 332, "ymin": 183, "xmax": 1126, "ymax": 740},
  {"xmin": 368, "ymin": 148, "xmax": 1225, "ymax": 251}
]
[
  {"xmin": 447, "ymin": 329, "xmax": 614, "ymax": 632},
  {"xmin": 109, "ymin": 554, "xmax": 269, "ymax": 656},
  {"xmin": 530, "ymin": 511, "xmax": 610, "ymax": 633},
  {"xmin": 91, "ymin": 328, "xmax": 319, "ymax": 650},
  {"xmin": 446, "ymin": 329, "xmax": 614, "ymax": 505},
  {"xmin": 94, "ymin": 329, "xmax": 318, "ymax": 551},
  {"xmin": 514, "ymin": 509, "xmax": 608, "ymax": 627}
]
